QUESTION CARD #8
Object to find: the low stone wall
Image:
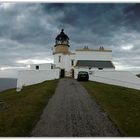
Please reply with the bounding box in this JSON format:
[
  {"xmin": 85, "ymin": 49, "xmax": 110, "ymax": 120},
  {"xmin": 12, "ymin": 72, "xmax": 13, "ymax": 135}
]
[{"xmin": 16, "ymin": 69, "xmax": 60, "ymax": 91}]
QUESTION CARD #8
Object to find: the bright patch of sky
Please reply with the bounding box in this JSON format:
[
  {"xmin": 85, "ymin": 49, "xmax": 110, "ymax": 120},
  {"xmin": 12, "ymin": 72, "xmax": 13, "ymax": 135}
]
[{"xmin": 121, "ymin": 45, "xmax": 134, "ymax": 50}]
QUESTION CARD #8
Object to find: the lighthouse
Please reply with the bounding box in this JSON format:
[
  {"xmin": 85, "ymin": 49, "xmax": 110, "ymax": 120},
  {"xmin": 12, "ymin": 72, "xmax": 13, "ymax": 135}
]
[{"xmin": 53, "ymin": 29, "xmax": 75, "ymax": 77}]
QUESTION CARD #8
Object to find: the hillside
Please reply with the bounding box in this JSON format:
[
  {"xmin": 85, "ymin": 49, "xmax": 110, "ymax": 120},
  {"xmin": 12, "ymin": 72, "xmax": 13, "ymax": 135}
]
[
  {"xmin": 1, "ymin": 79, "xmax": 140, "ymax": 136},
  {"xmin": 82, "ymin": 81, "xmax": 140, "ymax": 136},
  {"xmin": 0, "ymin": 79, "xmax": 58, "ymax": 136}
]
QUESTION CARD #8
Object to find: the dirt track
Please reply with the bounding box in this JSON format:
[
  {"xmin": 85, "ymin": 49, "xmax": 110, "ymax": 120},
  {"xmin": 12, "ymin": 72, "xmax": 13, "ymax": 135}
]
[{"xmin": 32, "ymin": 78, "xmax": 120, "ymax": 137}]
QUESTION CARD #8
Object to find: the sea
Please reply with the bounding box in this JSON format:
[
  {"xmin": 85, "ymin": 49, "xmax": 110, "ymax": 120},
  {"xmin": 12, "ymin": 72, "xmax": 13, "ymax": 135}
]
[{"xmin": 0, "ymin": 78, "xmax": 17, "ymax": 92}]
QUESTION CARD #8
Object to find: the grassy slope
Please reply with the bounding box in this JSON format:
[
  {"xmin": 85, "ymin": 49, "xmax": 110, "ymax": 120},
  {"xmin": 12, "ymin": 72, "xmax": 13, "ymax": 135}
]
[
  {"xmin": 0, "ymin": 80, "xmax": 58, "ymax": 136},
  {"xmin": 81, "ymin": 81, "xmax": 140, "ymax": 137}
]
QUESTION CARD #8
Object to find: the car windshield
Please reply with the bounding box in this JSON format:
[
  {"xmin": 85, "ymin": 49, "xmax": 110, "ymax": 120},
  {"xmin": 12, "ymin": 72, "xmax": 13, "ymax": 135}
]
[{"xmin": 79, "ymin": 71, "xmax": 88, "ymax": 74}]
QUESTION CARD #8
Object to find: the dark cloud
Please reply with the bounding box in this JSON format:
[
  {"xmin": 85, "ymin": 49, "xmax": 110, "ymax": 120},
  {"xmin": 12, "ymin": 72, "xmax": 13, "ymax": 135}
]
[
  {"xmin": 123, "ymin": 3, "xmax": 140, "ymax": 31},
  {"xmin": 0, "ymin": 3, "xmax": 140, "ymax": 73},
  {"xmin": 41, "ymin": 3, "xmax": 66, "ymax": 12}
]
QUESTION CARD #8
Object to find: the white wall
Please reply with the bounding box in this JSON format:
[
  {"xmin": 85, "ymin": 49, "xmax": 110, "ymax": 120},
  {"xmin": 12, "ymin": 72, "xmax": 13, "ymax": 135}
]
[
  {"xmin": 74, "ymin": 68, "xmax": 114, "ymax": 79},
  {"xmin": 30, "ymin": 63, "xmax": 54, "ymax": 70},
  {"xmin": 63, "ymin": 55, "xmax": 71, "ymax": 71},
  {"xmin": 54, "ymin": 53, "xmax": 64, "ymax": 68},
  {"xmin": 75, "ymin": 51, "xmax": 112, "ymax": 61},
  {"xmin": 54, "ymin": 53, "xmax": 76, "ymax": 73},
  {"xmin": 70, "ymin": 54, "xmax": 76, "ymax": 67},
  {"xmin": 74, "ymin": 68, "xmax": 140, "ymax": 90},
  {"xmin": 16, "ymin": 69, "xmax": 60, "ymax": 91},
  {"xmin": 89, "ymin": 70, "xmax": 140, "ymax": 90}
]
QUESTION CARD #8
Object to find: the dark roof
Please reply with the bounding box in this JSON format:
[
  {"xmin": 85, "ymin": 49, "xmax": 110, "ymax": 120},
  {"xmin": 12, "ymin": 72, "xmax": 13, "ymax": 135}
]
[
  {"xmin": 55, "ymin": 29, "xmax": 69, "ymax": 41},
  {"xmin": 75, "ymin": 60, "xmax": 115, "ymax": 68}
]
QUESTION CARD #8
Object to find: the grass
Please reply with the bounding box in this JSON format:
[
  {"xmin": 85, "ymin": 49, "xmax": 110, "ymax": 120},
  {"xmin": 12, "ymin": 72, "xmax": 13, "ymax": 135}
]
[
  {"xmin": 0, "ymin": 80, "xmax": 59, "ymax": 137},
  {"xmin": 81, "ymin": 81, "xmax": 140, "ymax": 137}
]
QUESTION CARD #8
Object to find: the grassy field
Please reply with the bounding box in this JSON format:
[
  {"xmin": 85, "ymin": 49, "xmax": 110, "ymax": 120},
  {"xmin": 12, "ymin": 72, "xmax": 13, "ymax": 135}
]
[
  {"xmin": 0, "ymin": 80, "xmax": 58, "ymax": 136},
  {"xmin": 81, "ymin": 81, "xmax": 140, "ymax": 137}
]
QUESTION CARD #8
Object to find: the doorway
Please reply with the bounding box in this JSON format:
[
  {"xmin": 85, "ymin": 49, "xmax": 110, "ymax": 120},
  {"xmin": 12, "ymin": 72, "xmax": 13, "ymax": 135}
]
[
  {"xmin": 60, "ymin": 69, "xmax": 65, "ymax": 78},
  {"xmin": 72, "ymin": 69, "xmax": 74, "ymax": 78}
]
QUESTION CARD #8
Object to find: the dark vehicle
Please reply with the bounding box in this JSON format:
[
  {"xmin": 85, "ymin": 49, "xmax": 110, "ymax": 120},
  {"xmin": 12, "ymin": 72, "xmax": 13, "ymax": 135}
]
[{"xmin": 77, "ymin": 71, "xmax": 89, "ymax": 81}]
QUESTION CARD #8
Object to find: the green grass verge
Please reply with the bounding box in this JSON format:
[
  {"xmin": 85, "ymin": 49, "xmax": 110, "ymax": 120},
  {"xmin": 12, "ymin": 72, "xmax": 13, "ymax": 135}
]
[
  {"xmin": 0, "ymin": 80, "xmax": 59, "ymax": 136},
  {"xmin": 81, "ymin": 81, "xmax": 140, "ymax": 137}
]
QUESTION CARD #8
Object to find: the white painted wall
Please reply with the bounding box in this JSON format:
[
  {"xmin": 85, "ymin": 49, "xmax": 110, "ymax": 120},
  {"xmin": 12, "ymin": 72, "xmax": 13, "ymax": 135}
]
[
  {"xmin": 74, "ymin": 69, "xmax": 140, "ymax": 90},
  {"xmin": 54, "ymin": 53, "xmax": 63, "ymax": 68},
  {"xmin": 30, "ymin": 63, "xmax": 54, "ymax": 70},
  {"xmin": 63, "ymin": 55, "xmax": 71, "ymax": 71},
  {"xmin": 16, "ymin": 69, "xmax": 60, "ymax": 91},
  {"xmin": 75, "ymin": 51, "xmax": 112, "ymax": 61},
  {"xmin": 70, "ymin": 54, "xmax": 76, "ymax": 68},
  {"xmin": 74, "ymin": 68, "xmax": 114, "ymax": 79},
  {"xmin": 89, "ymin": 70, "xmax": 140, "ymax": 90},
  {"xmin": 54, "ymin": 53, "xmax": 76, "ymax": 76}
]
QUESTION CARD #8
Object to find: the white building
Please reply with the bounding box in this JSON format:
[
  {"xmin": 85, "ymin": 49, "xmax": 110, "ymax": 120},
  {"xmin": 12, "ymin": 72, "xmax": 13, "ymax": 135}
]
[
  {"xmin": 30, "ymin": 63, "xmax": 55, "ymax": 70},
  {"xmin": 53, "ymin": 29, "xmax": 114, "ymax": 78},
  {"xmin": 16, "ymin": 29, "xmax": 140, "ymax": 91}
]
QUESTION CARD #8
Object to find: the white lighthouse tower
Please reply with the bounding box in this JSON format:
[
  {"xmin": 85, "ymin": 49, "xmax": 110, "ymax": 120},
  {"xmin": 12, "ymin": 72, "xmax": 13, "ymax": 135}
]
[{"xmin": 53, "ymin": 29, "xmax": 75, "ymax": 77}]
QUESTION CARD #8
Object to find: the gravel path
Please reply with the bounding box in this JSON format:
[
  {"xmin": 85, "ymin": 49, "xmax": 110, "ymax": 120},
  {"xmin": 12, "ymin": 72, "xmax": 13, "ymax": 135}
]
[{"xmin": 32, "ymin": 78, "xmax": 120, "ymax": 137}]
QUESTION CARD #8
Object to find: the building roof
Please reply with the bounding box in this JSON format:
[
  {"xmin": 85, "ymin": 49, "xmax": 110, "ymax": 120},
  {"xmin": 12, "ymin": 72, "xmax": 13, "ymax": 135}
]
[{"xmin": 75, "ymin": 60, "xmax": 115, "ymax": 68}]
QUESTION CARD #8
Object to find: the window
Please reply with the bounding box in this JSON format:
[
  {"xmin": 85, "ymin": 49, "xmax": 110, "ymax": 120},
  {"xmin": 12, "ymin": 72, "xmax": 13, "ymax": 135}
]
[
  {"xmin": 71, "ymin": 59, "xmax": 74, "ymax": 66},
  {"xmin": 36, "ymin": 65, "xmax": 39, "ymax": 70},
  {"xmin": 59, "ymin": 56, "xmax": 61, "ymax": 63},
  {"xmin": 98, "ymin": 68, "xmax": 103, "ymax": 70}
]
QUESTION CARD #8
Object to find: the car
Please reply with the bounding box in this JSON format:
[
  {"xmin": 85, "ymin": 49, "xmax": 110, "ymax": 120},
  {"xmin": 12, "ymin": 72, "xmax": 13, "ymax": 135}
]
[{"xmin": 77, "ymin": 71, "xmax": 89, "ymax": 81}]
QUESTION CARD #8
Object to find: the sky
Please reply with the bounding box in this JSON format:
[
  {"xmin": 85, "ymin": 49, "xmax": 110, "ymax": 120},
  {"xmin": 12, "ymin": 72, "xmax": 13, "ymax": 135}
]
[{"xmin": 0, "ymin": 3, "xmax": 140, "ymax": 76}]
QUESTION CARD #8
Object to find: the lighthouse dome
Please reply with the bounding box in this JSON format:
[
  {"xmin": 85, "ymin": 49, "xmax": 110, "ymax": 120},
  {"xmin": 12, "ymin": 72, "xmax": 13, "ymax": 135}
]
[{"xmin": 55, "ymin": 29, "xmax": 69, "ymax": 46}]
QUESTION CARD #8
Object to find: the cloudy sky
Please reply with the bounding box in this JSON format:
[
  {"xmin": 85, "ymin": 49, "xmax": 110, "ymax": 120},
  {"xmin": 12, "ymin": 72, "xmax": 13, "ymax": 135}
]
[{"xmin": 0, "ymin": 3, "xmax": 140, "ymax": 74}]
